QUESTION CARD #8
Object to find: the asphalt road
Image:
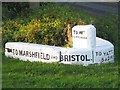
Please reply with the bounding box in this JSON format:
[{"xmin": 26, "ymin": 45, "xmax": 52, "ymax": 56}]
[{"xmin": 62, "ymin": 2, "xmax": 118, "ymax": 15}]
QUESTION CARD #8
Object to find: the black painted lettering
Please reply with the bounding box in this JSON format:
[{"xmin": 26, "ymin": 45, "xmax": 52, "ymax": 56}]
[
  {"xmin": 86, "ymin": 55, "xmax": 90, "ymax": 61},
  {"xmin": 19, "ymin": 50, "xmax": 23, "ymax": 56},
  {"xmin": 15, "ymin": 49, "xmax": 18, "ymax": 55},
  {"xmin": 101, "ymin": 58, "xmax": 104, "ymax": 63},
  {"xmin": 40, "ymin": 52, "xmax": 44, "ymax": 59},
  {"xmin": 74, "ymin": 30, "xmax": 76, "ymax": 34},
  {"xmin": 35, "ymin": 52, "xmax": 38, "ymax": 58},
  {"xmin": 76, "ymin": 55, "xmax": 80, "ymax": 61},
  {"xmin": 96, "ymin": 52, "xmax": 98, "ymax": 56},
  {"xmin": 26, "ymin": 51, "xmax": 28, "ymax": 56},
  {"xmin": 23, "ymin": 51, "xmax": 26, "ymax": 56},
  {"xmin": 69, "ymin": 55, "xmax": 71, "ymax": 61},
  {"xmin": 32, "ymin": 52, "xmax": 35, "ymax": 57},
  {"xmin": 99, "ymin": 52, "xmax": 102, "ymax": 56},
  {"xmin": 80, "ymin": 55, "xmax": 85, "ymax": 61},
  {"xmin": 46, "ymin": 54, "xmax": 50, "ymax": 60},
  {"xmin": 29, "ymin": 51, "xmax": 32, "ymax": 57},
  {"xmin": 71, "ymin": 55, "xmax": 75, "ymax": 61},
  {"xmin": 64, "ymin": 55, "xmax": 68, "ymax": 61},
  {"xmin": 60, "ymin": 51, "xmax": 63, "ymax": 62},
  {"xmin": 13, "ymin": 49, "xmax": 15, "ymax": 55}
]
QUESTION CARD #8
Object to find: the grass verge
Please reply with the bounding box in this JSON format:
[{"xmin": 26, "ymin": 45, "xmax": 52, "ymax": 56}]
[{"xmin": 2, "ymin": 54, "xmax": 119, "ymax": 88}]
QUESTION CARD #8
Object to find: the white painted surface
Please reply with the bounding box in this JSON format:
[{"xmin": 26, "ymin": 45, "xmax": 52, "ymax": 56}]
[
  {"xmin": 5, "ymin": 25, "xmax": 114, "ymax": 66},
  {"xmin": 5, "ymin": 42, "xmax": 60, "ymax": 63},
  {"xmin": 5, "ymin": 37, "xmax": 114, "ymax": 66},
  {"xmin": 72, "ymin": 25, "xmax": 96, "ymax": 49},
  {"xmin": 94, "ymin": 37, "xmax": 114, "ymax": 64}
]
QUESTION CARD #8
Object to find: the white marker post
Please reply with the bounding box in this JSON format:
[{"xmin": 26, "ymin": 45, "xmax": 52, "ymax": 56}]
[{"xmin": 72, "ymin": 25, "xmax": 96, "ymax": 49}]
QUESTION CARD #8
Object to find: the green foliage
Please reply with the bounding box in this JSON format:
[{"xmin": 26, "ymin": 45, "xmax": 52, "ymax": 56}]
[
  {"xmin": 94, "ymin": 14, "xmax": 118, "ymax": 45},
  {"xmin": 2, "ymin": 3, "xmax": 118, "ymax": 48},
  {"xmin": 2, "ymin": 3, "xmax": 118, "ymax": 47},
  {"xmin": 2, "ymin": 2, "xmax": 29, "ymax": 20},
  {"xmin": 2, "ymin": 3, "xmax": 93, "ymax": 47},
  {"xmin": 2, "ymin": 55, "xmax": 118, "ymax": 88}
]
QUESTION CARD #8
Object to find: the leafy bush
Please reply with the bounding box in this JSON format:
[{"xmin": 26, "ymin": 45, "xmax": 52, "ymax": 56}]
[
  {"xmin": 2, "ymin": 3, "xmax": 118, "ymax": 47},
  {"xmin": 2, "ymin": 3, "xmax": 93, "ymax": 47}
]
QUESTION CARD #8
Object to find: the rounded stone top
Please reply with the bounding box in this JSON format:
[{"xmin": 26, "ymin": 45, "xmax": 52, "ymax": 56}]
[{"xmin": 72, "ymin": 24, "xmax": 96, "ymax": 31}]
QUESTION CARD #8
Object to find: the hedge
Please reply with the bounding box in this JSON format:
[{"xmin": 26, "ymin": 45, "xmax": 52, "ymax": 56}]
[{"xmin": 2, "ymin": 3, "xmax": 118, "ymax": 48}]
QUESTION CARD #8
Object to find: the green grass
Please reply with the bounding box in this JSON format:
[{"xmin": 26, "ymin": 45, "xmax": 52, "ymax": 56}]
[{"xmin": 2, "ymin": 55, "xmax": 118, "ymax": 88}]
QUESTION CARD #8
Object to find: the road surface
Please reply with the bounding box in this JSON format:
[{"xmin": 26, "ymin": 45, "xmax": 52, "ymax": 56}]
[{"xmin": 62, "ymin": 2, "xmax": 118, "ymax": 15}]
